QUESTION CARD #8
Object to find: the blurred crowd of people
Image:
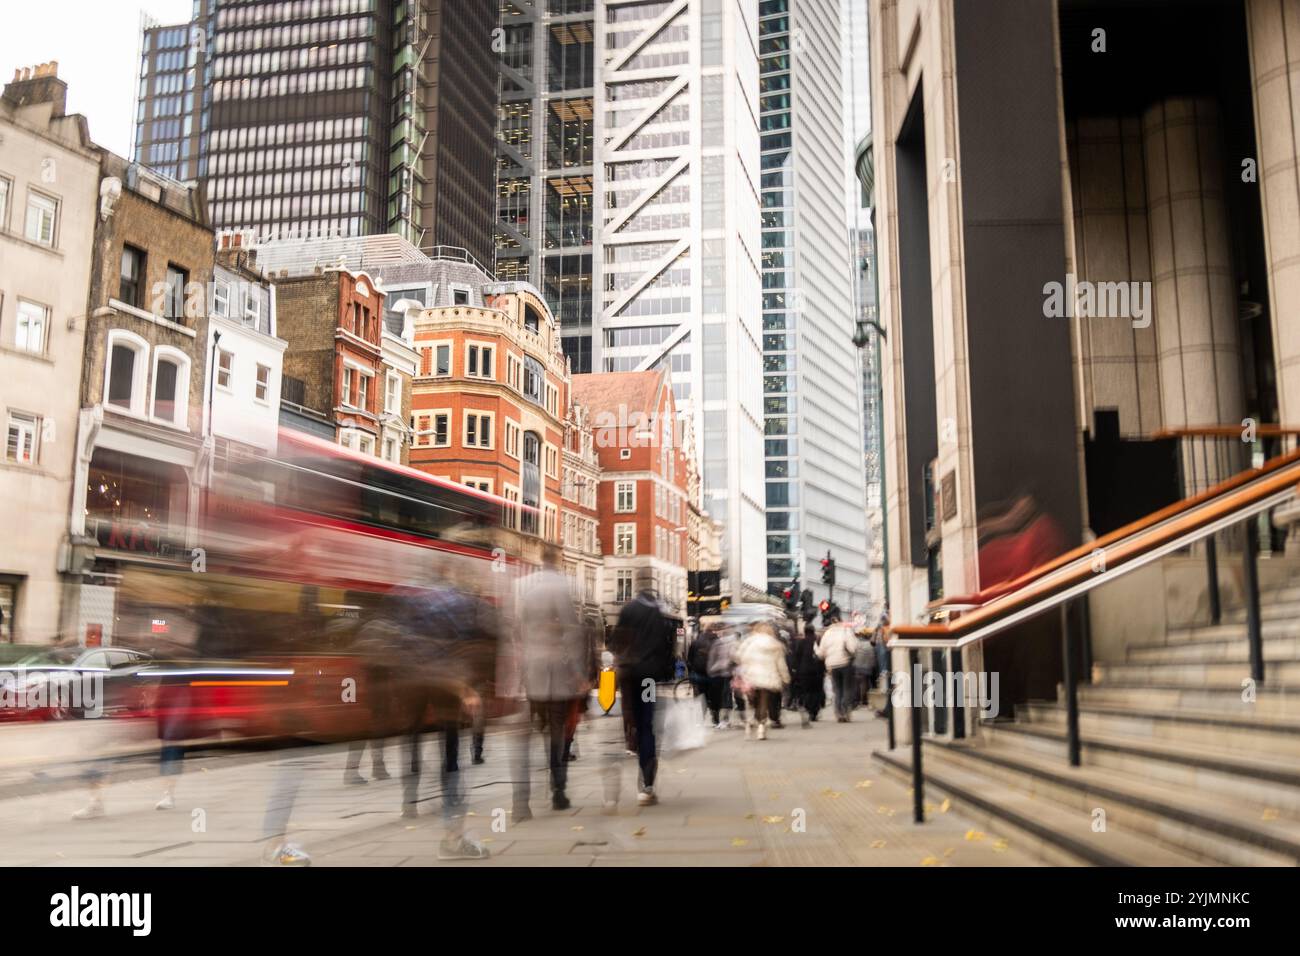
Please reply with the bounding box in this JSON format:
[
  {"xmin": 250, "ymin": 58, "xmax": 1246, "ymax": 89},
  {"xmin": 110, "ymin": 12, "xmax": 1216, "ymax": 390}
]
[
  {"xmin": 54, "ymin": 544, "xmax": 891, "ymax": 867},
  {"xmin": 685, "ymin": 606, "xmax": 890, "ymax": 739}
]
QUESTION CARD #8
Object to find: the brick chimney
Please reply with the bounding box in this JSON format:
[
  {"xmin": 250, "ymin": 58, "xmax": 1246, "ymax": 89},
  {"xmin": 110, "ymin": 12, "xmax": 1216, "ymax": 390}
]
[{"xmin": 3, "ymin": 62, "xmax": 67, "ymax": 115}]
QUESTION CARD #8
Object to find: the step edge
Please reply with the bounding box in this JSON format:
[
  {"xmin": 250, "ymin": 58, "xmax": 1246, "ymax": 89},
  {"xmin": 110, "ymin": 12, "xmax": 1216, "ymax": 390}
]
[
  {"xmin": 983, "ymin": 721, "xmax": 1300, "ymax": 786},
  {"xmin": 929, "ymin": 740, "xmax": 1300, "ymax": 861}
]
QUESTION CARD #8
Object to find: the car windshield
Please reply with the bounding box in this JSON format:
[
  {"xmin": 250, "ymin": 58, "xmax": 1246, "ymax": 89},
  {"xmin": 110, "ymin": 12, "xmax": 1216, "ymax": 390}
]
[{"xmin": 7, "ymin": 647, "xmax": 83, "ymax": 667}]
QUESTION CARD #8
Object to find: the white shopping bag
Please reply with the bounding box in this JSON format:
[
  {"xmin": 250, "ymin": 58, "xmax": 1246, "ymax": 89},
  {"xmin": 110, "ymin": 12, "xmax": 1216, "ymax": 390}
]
[{"xmin": 660, "ymin": 698, "xmax": 708, "ymax": 755}]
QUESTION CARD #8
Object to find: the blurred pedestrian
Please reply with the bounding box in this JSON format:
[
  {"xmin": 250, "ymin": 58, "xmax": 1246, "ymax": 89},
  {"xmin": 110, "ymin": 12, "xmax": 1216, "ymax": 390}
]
[
  {"xmin": 343, "ymin": 619, "xmax": 397, "ymax": 786},
  {"xmin": 608, "ymin": 590, "xmax": 672, "ymax": 806},
  {"xmin": 515, "ymin": 557, "xmax": 591, "ymax": 814},
  {"xmin": 791, "ymin": 622, "xmax": 826, "ymax": 726},
  {"xmin": 735, "ymin": 621, "xmax": 790, "ymax": 741},
  {"xmin": 392, "ymin": 573, "xmax": 492, "ymax": 861},
  {"xmin": 816, "ymin": 611, "xmax": 860, "ymax": 722},
  {"xmin": 686, "ymin": 625, "xmax": 714, "ymax": 721},
  {"xmin": 700, "ymin": 623, "xmax": 732, "ymax": 728}
]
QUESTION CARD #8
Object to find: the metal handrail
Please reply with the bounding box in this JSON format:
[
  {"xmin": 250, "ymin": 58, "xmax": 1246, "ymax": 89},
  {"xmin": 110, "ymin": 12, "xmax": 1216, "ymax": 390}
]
[
  {"xmin": 887, "ymin": 447, "xmax": 1300, "ymax": 825},
  {"xmin": 891, "ymin": 447, "xmax": 1300, "ymax": 648}
]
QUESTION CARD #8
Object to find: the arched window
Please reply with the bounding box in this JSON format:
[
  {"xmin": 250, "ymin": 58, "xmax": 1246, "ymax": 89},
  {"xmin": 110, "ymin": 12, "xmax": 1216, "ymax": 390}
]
[
  {"xmin": 524, "ymin": 303, "xmax": 541, "ymax": 333},
  {"xmin": 521, "ymin": 430, "xmax": 540, "ymax": 535},
  {"xmin": 104, "ymin": 330, "xmax": 149, "ymax": 416},
  {"xmin": 151, "ymin": 346, "xmax": 191, "ymax": 427}
]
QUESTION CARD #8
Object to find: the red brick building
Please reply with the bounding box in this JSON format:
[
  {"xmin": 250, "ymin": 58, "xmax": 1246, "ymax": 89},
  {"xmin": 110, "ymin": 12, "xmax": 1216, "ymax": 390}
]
[
  {"xmin": 408, "ymin": 281, "xmax": 569, "ymax": 568},
  {"xmin": 571, "ymin": 370, "xmax": 692, "ymax": 629},
  {"xmin": 275, "ymin": 268, "xmax": 387, "ymax": 455}
]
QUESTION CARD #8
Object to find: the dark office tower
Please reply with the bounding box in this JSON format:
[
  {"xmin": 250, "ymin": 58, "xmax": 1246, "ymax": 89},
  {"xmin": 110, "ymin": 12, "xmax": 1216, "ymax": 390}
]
[
  {"xmin": 134, "ymin": 0, "xmax": 499, "ymax": 262},
  {"xmin": 413, "ymin": 0, "xmax": 499, "ymax": 268},
  {"xmin": 495, "ymin": 0, "xmax": 595, "ymax": 373}
]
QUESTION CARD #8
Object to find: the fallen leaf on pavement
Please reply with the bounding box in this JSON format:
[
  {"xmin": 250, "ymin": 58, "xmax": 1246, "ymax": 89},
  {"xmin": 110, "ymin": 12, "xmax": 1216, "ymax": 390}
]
[
  {"xmin": 762, "ymin": 815, "xmax": 784, "ymax": 824},
  {"xmin": 965, "ymin": 829, "xmax": 985, "ymax": 842},
  {"xmin": 632, "ymin": 827, "xmax": 646, "ymax": 837},
  {"xmin": 920, "ymin": 856, "xmax": 942, "ymax": 866},
  {"xmin": 732, "ymin": 838, "xmax": 749, "ymax": 847},
  {"xmin": 870, "ymin": 840, "xmax": 886, "ymax": 849}
]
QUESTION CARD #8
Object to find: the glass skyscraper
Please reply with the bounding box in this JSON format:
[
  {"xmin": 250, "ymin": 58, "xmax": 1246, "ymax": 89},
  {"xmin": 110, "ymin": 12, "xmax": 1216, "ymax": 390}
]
[{"xmin": 758, "ymin": 0, "xmax": 868, "ymax": 609}]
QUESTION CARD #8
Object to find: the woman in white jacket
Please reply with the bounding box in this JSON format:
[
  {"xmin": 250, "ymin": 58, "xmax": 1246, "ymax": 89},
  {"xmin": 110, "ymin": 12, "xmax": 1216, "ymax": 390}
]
[{"xmin": 734, "ymin": 621, "xmax": 791, "ymax": 740}]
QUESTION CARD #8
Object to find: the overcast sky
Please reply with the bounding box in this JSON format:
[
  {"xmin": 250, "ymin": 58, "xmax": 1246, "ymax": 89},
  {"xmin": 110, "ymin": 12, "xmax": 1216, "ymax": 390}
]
[{"xmin": 0, "ymin": 0, "xmax": 193, "ymax": 157}]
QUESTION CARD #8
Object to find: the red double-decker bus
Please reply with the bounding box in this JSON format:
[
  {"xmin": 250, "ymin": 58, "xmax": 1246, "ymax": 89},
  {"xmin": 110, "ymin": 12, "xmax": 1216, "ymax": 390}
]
[{"xmin": 118, "ymin": 428, "xmax": 529, "ymax": 743}]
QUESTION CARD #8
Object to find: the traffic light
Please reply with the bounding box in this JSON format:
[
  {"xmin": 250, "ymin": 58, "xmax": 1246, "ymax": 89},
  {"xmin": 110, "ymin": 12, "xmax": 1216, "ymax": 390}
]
[
  {"xmin": 801, "ymin": 588, "xmax": 815, "ymax": 621},
  {"xmin": 783, "ymin": 574, "xmax": 800, "ymax": 612},
  {"xmin": 820, "ymin": 600, "xmax": 840, "ymax": 628},
  {"xmin": 820, "ymin": 552, "xmax": 836, "ymax": 587}
]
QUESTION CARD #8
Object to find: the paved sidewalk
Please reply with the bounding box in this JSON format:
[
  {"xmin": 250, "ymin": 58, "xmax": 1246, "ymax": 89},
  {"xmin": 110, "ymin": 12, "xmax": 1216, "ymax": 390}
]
[{"xmin": 0, "ymin": 706, "xmax": 1038, "ymax": 867}]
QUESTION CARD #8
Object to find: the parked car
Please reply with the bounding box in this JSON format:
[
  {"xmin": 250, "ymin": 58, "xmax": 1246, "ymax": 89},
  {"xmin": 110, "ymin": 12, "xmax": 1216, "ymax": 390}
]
[{"xmin": 0, "ymin": 645, "xmax": 154, "ymax": 721}]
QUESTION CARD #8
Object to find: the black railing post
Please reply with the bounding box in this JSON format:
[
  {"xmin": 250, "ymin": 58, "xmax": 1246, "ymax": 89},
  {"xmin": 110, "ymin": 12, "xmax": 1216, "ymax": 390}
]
[
  {"xmin": 1244, "ymin": 516, "xmax": 1265, "ymax": 684},
  {"xmin": 885, "ymin": 654, "xmax": 896, "ymax": 750},
  {"xmin": 909, "ymin": 647, "xmax": 924, "ymax": 823},
  {"xmin": 1061, "ymin": 601, "xmax": 1081, "ymax": 767},
  {"xmin": 952, "ymin": 647, "xmax": 966, "ymax": 739},
  {"xmin": 1206, "ymin": 534, "xmax": 1222, "ymax": 625},
  {"xmin": 1079, "ymin": 594, "xmax": 1093, "ymax": 684}
]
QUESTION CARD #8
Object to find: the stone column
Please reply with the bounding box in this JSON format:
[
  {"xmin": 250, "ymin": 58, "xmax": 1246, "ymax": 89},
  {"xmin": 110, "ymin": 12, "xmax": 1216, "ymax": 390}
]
[
  {"xmin": 1069, "ymin": 115, "xmax": 1162, "ymax": 436},
  {"xmin": 1143, "ymin": 97, "xmax": 1244, "ymax": 434},
  {"xmin": 1246, "ymin": 0, "xmax": 1300, "ymax": 427}
]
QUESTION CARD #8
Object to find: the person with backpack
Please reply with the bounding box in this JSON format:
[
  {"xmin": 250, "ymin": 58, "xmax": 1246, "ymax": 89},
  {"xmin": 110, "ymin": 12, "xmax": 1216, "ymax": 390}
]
[
  {"xmin": 852, "ymin": 623, "xmax": 880, "ymax": 712},
  {"xmin": 815, "ymin": 610, "xmax": 860, "ymax": 722}
]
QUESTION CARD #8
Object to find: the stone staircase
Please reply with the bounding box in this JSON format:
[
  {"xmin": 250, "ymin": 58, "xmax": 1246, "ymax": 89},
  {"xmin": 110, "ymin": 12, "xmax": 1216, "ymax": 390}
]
[{"xmin": 875, "ymin": 571, "xmax": 1300, "ymax": 865}]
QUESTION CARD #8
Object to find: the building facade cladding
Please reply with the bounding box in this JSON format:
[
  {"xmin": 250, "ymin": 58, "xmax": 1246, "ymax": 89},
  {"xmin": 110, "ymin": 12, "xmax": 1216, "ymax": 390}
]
[
  {"xmin": 571, "ymin": 370, "xmax": 691, "ymax": 627},
  {"xmin": 0, "ymin": 67, "xmax": 100, "ymax": 643},
  {"xmin": 407, "ymin": 283, "xmax": 571, "ymax": 566},
  {"xmin": 135, "ymin": 0, "xmax": 499, "ymax": 261},
  {"xmin": 495, "ymin": 0, "xmax": 597, "ymax": 375},
  {"xmin": 757, "ymin": 0, "xmax": 868, "ymax": 610},
  {"xmin": 593, "ymin": 0, "xmax": 767, "ymax": 604}
]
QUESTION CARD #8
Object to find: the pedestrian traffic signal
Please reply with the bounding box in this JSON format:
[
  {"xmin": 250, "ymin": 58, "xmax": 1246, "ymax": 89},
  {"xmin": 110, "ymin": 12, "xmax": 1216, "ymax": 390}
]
[
  {"xmin": 820, "ymin": 552, "xmax": 836, "ymax": 587},
  {"xmin": 801, "ymin": 588, "xmax": 815, "ymax": 621}
]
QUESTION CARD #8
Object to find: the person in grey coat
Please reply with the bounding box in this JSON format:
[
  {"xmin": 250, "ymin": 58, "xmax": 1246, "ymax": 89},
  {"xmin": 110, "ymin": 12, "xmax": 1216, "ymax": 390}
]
[{"xmin": 514, "ymin": 556, "xmax": 592, "ymax": 814}]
